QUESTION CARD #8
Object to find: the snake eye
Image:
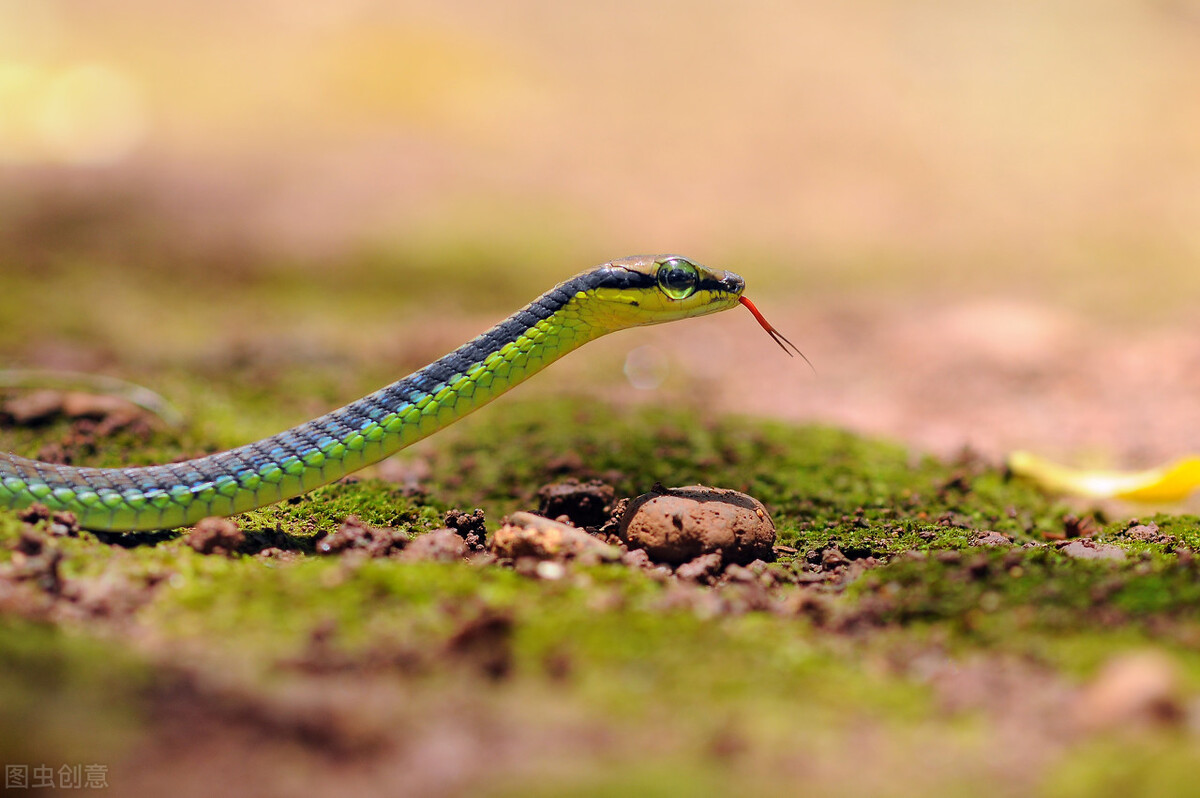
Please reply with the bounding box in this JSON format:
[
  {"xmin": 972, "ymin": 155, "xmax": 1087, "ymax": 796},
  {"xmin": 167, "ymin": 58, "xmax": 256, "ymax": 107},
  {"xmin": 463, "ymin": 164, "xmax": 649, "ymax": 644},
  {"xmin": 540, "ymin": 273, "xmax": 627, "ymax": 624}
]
[{"xmin": 656, "ymin": 259, "xmax": 699, "ymax": 300}]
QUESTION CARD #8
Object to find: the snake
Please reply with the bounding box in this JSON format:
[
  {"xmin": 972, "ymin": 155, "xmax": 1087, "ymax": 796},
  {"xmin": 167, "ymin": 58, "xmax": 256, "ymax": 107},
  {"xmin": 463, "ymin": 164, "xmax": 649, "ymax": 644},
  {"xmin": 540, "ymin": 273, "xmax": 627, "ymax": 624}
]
[{"xmin": 0, "ymin": 256, "xmax": 801, "ymax": 532}]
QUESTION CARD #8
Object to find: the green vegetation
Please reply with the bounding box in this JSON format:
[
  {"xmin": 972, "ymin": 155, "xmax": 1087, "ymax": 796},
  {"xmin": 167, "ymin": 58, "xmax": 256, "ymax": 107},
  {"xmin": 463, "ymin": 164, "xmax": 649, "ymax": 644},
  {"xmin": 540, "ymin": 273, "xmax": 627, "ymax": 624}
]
[{"xmin": 3, "ymin": 392, "xmax": 1200, "ymax": 796}]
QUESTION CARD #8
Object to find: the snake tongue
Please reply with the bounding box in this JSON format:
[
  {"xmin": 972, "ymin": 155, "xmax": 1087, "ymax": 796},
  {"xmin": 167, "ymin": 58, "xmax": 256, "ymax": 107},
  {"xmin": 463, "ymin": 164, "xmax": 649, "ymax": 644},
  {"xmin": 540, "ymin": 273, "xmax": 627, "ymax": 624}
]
[{"xmin": 739, "ymin": 296, "xmax": 815, "ymax": 372}]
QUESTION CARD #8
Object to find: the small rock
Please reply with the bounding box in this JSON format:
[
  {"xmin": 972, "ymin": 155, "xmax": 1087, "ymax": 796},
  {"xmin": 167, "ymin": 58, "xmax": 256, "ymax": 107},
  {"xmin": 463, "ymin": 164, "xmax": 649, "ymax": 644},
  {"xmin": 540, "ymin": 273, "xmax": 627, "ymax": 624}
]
[
  {"xmin": 187, "ymin": 517, "xmax": 245, "ymax": 556},
  {"xmin": 536, "ymin": 479, "xmax": 616, "ymax": 528},
  {"xmin": 1126, "ymin": 522, "xmax": 1160, "ymax": 541},
  {"xmin": 400, "ymin": 529, "xmax": 469, "ymax": 562},
  {"xmin": 490, "ymin": 512, "xmax": 619, "ymax": 561},
  {"xmin": 620, "ymin": 548, "xmax": 653, "ymax": 570},
  {"xmin": 1073, "ymin": 651, "xmax": 1183, "ymax": 732},
  {"xmin": 619, "ymin": 485, "xmax": 776, "ymax": 565},
  {"xmin": 48, "ymin": 511, "xmax": 79, "ymax": 537},
  {"xmin": 1058, "ymin": 539, "xmax": 1126, "ymax": 562},
  {"xmin": 1124, "ymin": 522, "xmax": 1174, "ymax": 545},
  {"xmin": 972, "ymin": 531, "xmax": 1012, "ymax": 546},
  {"xmin": 821, "ymin": 546, "xmax": 851, "ymax": 569},
  {"xmin": 535, "ymin": 561, "xmax": 566, "ymax": 580},
  {"xmin": 676, "ymin": 553, "xmax": 723, "ymax": 583},
  {"xmin": 723, "ymin": 564, "xmax": 757, "ymax": 583}
]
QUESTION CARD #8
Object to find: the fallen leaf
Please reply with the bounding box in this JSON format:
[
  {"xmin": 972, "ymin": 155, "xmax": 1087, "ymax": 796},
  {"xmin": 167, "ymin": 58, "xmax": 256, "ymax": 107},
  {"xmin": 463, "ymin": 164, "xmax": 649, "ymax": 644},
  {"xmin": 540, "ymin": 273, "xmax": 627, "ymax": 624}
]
[{"xmin": 1009, "ymin": 451, "xmax": 1200, "ymax": 502}]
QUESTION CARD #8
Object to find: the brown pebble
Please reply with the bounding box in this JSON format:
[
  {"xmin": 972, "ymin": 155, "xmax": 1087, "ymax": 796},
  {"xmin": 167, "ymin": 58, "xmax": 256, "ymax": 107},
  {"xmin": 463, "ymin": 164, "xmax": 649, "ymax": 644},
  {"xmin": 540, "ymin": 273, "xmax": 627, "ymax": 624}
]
[
  {"xmin": 723, "ymin": 563, "xmax": 757, "ymax": 583},
  {"xmin": 821, "ymin": 546, "xmax": 851, "ymax": 569},
  {"xmin": 972, "ymin": 531, "xmax": 1013, "ymax": 546},
  {"xmin": 1058, "ymin": 539, "xmax": 1126, "ymax": 562},
  {"xmin": 619, "ymin": 485, "xmax": 776, "ymax": 566},
  {"xmin": 676, "ymin": 552, "xmax": 724, "ymax": 583},
  {"xmin": 1126, "ymin": 523, "xmax": 1160, "ymax": 541},
  {"xmin": 490, "ymin": 512, "xmax": 619, "ymax": 561},
  {"xmin": 620, "ymin": 548, "xmax": 653, "ymax": 570},
  {"xmin": 187, "ymin": 517, "xmax": 245, "ymax": 556},
  {"xmin": 49, "ymin": 511, "xmax": 79, "ymax": 537}
]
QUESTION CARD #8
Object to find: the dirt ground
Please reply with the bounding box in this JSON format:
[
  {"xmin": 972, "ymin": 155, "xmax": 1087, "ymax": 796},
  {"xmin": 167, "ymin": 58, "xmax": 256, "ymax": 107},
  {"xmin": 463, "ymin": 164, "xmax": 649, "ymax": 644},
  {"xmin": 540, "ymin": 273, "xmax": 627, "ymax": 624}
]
[
  {"xmin": 4, "ymin": 4, "xmax": 1200, "ymax": 795},
  {"xmin": 691, "ymin": 297, "xmax": 1200, "ymax": 467}
]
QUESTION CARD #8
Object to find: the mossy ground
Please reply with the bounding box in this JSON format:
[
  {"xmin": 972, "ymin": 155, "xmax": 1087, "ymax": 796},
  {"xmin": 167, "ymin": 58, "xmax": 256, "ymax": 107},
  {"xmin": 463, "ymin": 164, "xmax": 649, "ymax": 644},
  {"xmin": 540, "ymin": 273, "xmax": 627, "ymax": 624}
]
[
  {"xmin": 2, "ymin": 218, "xmax": 1198, "ymax": 795},
  {"xmin": 4, "ymin": 386, "xmax": 1200, "ymax": 796},
  {"xmin": 4, "ymin": 4, "xmax": 1199, "ymax": 790}
]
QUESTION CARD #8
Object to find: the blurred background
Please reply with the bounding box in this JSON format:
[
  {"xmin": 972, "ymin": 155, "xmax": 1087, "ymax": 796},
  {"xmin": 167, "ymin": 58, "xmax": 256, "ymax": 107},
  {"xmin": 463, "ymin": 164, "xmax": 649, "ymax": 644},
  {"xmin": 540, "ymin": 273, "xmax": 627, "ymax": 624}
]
[{"xmin": 3, "ymin": 0, "xmax": 1200, "ymax": 464}]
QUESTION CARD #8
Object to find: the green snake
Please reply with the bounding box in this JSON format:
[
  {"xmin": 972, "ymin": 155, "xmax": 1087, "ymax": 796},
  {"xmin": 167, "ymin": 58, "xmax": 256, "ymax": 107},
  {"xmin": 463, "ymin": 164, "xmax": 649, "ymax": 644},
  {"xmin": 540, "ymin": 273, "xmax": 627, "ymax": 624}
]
[{"xmin": 1, "ymin": 256, "xmax": 800, "ymax": 532}]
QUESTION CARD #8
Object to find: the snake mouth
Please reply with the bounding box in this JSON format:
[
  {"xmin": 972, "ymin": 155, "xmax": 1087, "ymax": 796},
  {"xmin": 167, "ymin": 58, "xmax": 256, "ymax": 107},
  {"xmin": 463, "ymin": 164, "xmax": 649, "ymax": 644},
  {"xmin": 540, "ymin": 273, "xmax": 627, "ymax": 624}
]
[
  {"xmin": 700, "ymin": 271, "xmax": 745, "ymax": 298},
  {"xmin": 740, "ymin": 296, "xmax": 815, "ymax": 371}
]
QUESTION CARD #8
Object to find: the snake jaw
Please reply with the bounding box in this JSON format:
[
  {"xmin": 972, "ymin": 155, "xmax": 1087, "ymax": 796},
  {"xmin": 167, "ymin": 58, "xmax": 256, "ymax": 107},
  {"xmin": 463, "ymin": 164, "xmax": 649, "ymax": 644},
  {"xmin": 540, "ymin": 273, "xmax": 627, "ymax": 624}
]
[{"xmin": 739, "ymin": 296, "xmax": 815, "ymax": 372}]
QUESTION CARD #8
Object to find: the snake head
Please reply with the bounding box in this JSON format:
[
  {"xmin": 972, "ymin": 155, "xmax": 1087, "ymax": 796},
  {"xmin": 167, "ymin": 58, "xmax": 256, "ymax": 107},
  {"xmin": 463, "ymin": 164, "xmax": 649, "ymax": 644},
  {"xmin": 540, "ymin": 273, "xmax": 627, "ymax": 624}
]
[
  {"xmin": 581, "ymin": 255, "xmax": 810, "ymax": 366},
  {"xmin": 587, "ymin": 255, "xmax": 745, "ymax": 327}
]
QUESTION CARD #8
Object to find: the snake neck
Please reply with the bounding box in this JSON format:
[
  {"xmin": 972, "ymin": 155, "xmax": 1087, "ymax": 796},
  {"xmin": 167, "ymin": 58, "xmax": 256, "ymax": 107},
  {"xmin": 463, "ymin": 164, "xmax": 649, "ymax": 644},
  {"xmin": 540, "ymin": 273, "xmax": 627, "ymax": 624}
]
[{"xmin": 360, "ymin": 275, "xmax": 606, "ymax": 453}]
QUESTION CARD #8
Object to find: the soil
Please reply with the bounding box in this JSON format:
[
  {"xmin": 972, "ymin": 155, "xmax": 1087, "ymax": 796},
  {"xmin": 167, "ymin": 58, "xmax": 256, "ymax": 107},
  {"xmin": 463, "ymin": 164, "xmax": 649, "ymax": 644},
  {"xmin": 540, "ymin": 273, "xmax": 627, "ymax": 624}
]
[
  {"xmin": 316, "ymin": 515, "xmax": 410, "ymax": 558},
  {"xmin": 699, "ymin": 298, "xmax": 1200, "ymax": 469},
  {"xmin": 7, "ymin": 400, "xmax": 1200, "ymax": 796},
  {"xmin": 187, "ymin": 517, "xmax": 246, "ymax": 556},
  {"xmin": 4, "ymin": 6, "xmax": 1200, "ymax": 791},
  {"xmin": 536, "ymin": 478, "xmax": 615, "ymax": 528}
]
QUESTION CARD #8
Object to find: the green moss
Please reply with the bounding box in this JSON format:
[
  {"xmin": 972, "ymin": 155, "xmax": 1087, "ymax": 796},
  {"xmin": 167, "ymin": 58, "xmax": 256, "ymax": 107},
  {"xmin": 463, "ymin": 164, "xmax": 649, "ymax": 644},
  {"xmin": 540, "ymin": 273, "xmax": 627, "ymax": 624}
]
[
  {"xmin": 1044, "ymin": 740, "xmax": 1200, "ymax": 798},
  {"xmin": 407, "ymin": 399, "xmax": 1065, "ymax": 539},
  {"xmin": 236, "ymin": 480, "xmax": 444, "ymax": 540},
  {"xmin": 3, "ymin": 394, "xmax": 1200, "ymax": 795}
]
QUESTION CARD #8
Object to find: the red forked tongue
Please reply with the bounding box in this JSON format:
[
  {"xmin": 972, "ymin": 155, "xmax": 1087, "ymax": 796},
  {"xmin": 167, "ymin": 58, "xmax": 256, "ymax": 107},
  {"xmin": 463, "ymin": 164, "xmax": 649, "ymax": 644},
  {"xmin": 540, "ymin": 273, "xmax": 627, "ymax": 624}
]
[{"xmin": 739, "ymin": 296, "xmax": 815, "ymax": 372}]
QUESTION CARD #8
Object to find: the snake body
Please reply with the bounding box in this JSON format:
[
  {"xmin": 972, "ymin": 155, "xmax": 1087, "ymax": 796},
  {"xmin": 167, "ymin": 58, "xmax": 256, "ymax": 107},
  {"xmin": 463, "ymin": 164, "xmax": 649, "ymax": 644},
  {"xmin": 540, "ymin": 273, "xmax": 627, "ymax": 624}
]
[{"xmin": 1, "ymin": 256, "xmax": 746, "ymax": 531}]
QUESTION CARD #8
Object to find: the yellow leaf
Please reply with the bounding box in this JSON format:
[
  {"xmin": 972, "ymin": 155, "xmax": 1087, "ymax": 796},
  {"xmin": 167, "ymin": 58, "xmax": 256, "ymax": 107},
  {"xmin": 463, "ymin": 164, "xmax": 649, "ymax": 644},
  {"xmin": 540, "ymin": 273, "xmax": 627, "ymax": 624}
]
[{"xmin": 1008, "ymin": 451, "xmax": 1200, "ymax": 502}]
